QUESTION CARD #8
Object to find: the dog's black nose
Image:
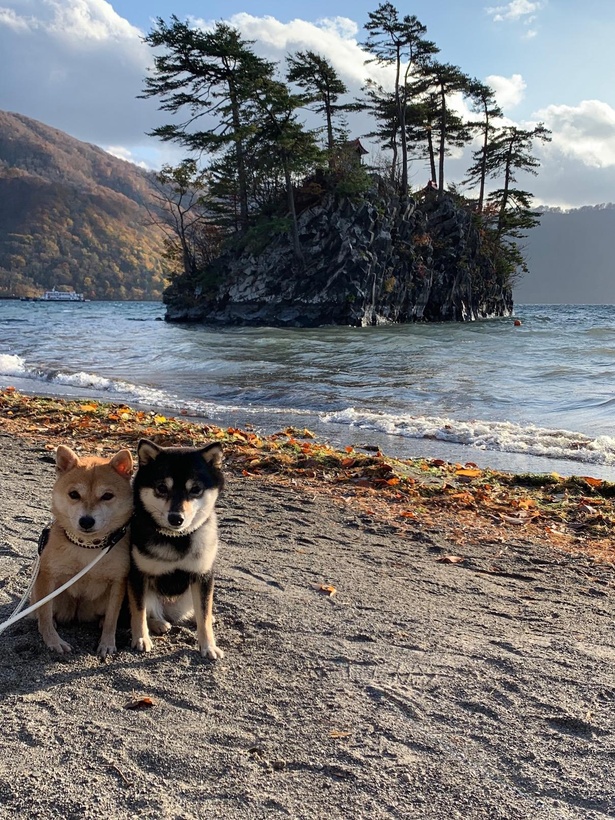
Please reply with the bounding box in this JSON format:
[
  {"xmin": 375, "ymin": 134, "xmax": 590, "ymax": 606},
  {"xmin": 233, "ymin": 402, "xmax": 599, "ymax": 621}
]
[
  {"xmin": 79, "ymin": 515, "xmax": 96, "ymax": 531},
  {"xmin": 167, "ymin": 512, "xmax": 184, "ymax": 528}
]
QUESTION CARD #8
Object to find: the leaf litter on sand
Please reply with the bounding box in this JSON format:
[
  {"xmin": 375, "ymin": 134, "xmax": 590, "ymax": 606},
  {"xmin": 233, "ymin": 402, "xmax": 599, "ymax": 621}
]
[{"xmin": 1, "ymin": 388, "xmax": 615, "ymax": 567}]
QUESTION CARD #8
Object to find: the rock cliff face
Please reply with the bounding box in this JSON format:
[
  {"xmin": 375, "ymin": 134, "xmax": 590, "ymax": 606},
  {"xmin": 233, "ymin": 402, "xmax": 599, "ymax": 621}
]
[{"xmin": 164, "ymin": 180, "xmax": 513, "ymax": 326}]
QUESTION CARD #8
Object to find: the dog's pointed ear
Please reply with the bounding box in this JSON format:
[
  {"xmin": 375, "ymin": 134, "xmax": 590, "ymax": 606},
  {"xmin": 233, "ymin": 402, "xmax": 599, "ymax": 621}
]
[
  {"xmin": 56, "ymin": 445, "xmax": 79, "ymax": 473},
  {"xmin": 138, "ymin": 439, "xmax": 161, "ymax": 466},
  {"xmin": 199, "ymin": 442, "xmax": 222, "ymax": 469},
  {"xmin": 110, "ymin": 449, "xmax": 133, "ymax": 478}
]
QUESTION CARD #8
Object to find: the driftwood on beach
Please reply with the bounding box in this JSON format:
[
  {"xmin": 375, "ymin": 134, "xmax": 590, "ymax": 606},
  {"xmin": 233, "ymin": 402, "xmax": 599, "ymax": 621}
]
[{"xmin": 0, "ymin": 393, "xmax": 614, "ymax": 818}]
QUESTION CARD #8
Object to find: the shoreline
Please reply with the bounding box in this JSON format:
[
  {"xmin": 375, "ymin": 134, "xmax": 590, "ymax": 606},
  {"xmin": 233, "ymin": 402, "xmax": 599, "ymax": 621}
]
[
  {"xmin": 5, "ymin": 371, "xmax": 615, "ymax": 483},
  {"xmin": 1, "ymin": 387, "xmax": 615, "ymax": 567},
  {"xmin": 0, "ymin": 400, "xmax": 614, "ymax": 816}
]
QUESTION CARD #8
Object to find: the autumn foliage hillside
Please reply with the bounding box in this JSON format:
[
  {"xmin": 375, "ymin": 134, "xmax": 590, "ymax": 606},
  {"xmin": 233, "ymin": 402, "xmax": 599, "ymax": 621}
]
[{"xmin": 0, "ymin": 111, "xmax": 172, "ymax": 299}]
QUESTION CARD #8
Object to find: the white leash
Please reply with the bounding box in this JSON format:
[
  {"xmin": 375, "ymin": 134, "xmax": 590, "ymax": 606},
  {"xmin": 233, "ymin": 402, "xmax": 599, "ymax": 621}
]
[
  {"xmin": 0, "ymin": 546, "xmax": 113, "ymax": 635},
  {"xmin": 0, "ymin": 520, "xmax": 129, "ymax": 636}
]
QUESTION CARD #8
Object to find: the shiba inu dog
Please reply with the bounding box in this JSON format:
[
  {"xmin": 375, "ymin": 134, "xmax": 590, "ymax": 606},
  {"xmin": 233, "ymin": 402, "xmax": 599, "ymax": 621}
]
[
  {"xmin": 31, "ymin": 445, "xmax": 133, "ymax": 658},
  {"xmin": 128, "ymin": 439, "xmax": 224, "ymax": 659}
]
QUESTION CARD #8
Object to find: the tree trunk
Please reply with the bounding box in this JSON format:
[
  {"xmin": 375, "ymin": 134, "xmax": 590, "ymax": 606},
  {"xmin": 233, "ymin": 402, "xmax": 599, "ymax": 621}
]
[
  {"xmin": 438, "ymin": 84, "xmax": 446, "ymax": 195},
  {"xmin": 283, "ymin": 157, "xmax": 303, "ymax": 262},
  {"xmin": 230, "ymin": 96, "xmax": 250, "ymax": 234}
]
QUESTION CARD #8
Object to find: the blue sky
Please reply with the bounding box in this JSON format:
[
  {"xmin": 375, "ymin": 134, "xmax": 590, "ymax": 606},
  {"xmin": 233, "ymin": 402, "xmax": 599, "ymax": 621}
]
[{"xmin": 1, "ymin": 1, "xmax": 615, "ymax": 207}]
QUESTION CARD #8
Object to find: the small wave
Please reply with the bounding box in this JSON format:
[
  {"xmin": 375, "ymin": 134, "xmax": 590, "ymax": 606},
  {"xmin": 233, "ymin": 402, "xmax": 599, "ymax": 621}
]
[
  {"xmin": 585, "ymin": 327, "xmax": 615, "ymax": 339},
  {"xmin": 0, "ymin": 354, "xmax": 317, "ymax": 425},
  {"xmin": 323, "ymin": 408, "xmax": 615, "ymax": 467},
  {"xmin": 0, "ymin": 353, "xmax": 27, "ymax": 375}
]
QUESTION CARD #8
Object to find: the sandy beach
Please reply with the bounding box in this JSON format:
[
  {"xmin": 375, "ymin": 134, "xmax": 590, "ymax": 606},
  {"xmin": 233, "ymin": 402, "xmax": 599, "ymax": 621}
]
[{"xmin": 0, "ymin": 398, "xmax": 614, "ymax": 819}]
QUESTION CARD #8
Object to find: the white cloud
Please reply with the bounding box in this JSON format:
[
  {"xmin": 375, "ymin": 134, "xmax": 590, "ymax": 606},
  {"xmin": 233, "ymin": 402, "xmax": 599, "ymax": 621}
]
[
  {"xmin": 0, "ymin": 0, "xmax": 158, "ymax": 147},
  {"xmin": 486, "ymin": 1, "xmax": 543, "ymax": 23},
  {"xmin": 2, "ymin": 5, "xmax": 615, "ymax": 208},
  {"xmin": 104, "ymin": 145, "xmax": 148, "ymax": 169},
  {"xmin": 45, "ymin": 0, "xmax": 140, "ymax": 43},
  {"xmin": 486, "ymin": 73, "xmax": 527, "ymax": 110},
  {"xmin": 0, "ymin": 6, "xmax": 30, "ymax": 31},
  {"xmin": 534, "ymin": 99, "xmax": 615, "ymax": 169},
  {"xmin": 197, "ymin": 12, "xmax": 393, "ymax": 88}
]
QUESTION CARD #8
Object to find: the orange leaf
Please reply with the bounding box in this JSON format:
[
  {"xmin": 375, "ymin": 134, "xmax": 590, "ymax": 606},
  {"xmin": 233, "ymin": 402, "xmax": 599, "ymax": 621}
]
[
  {"xmin": 386, "ymin": 477, "xmax": 400, "ymax": 485},
  {"xmin": 318, "ymin": 584, "xmax": 337, "ymax": 596},
  {"xmin": 455, "ymin": 468, "xmax": 482, "ymax": 478},
  {"xmin": 436, "ymin": 555, "xmax": 465, "ymax": 564},
  {"xmin": 341, "ymin": 457, "xmax": 355, "ymax": 467},
  {"xmin": 399, "ymin": 510, "xmax": 416, "ymax": 519},
  {"xmin": 345, "ymin": 445, "xmax": 354, "ymax": 453},
  {"xmin": 79, "ymin": 403, "xmax": 98, "ymax": 412},
  {"xmin": 580, "ymin": 476, "xmax": 603, "ymax": 488},
  {"xmin": 124, "ymin": 697, "xmax": 155, "ymax": 711}
]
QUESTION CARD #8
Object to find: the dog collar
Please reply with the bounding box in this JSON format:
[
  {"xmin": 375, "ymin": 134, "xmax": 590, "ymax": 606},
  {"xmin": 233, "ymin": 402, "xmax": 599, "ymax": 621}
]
[
  {"xmin": 155, "ymin": 520, "xmax": 205, "ymax": 538},
  {"xmin": 62, "ymin": 520, "xmax": 131, "ymax": 551}
]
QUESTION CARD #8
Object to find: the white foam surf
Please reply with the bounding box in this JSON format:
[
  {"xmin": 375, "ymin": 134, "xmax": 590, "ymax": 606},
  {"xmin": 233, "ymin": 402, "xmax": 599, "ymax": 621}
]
[{"xmin": 322, "ymin": 407, "xmax": 615, "ymax": 467}]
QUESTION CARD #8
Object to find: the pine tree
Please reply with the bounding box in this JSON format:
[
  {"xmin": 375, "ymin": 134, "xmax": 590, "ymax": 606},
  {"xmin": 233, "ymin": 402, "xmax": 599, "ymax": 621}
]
[
  {"xmin": 483, "ymin": 124, "xmax": 552, "ymax": 238},
  {"xmin": 417, "ymin": 62, "xmax": 473, "ymax": 194},
  {"xmin": 464, "ymin": 81, "xmax": 503, "ymax": 212},
  {"xmin": 249, "ymin": 78, "xmax": 323, "ymax": 261},
  {"xmin": 141, "ymin": 17, "xmax": 275, "ymax": 234},
  {"xmin": 362, "ymin": 3, "xmax": 438, "ymax": 197},
  {"xmin": 286, "ymin": 51, "xmax": 357, "ymax": 154}
]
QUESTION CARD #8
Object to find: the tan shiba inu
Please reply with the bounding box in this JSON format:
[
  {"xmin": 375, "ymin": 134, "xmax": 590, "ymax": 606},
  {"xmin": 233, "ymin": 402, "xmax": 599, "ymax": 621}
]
[{"xmin": 31, "ymin": 445, "xmax": 133, "ymax": 658}]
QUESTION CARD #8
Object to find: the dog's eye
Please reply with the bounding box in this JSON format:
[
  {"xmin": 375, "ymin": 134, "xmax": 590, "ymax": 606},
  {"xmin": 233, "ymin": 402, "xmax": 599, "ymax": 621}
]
[
  {"xmin": 189, "ymin": 485, "xmax": 203, "ymax": 496},
  {"xmin": 155, "ymin": 483, "xmax": 168, "ymax": 496},
  {"xmin": 68, "ymin": 490, "xmax": 81, "ymax": 500},
  {"xmin": 100, "ymin": 492, "xmax": 114, "ymax": 501}
]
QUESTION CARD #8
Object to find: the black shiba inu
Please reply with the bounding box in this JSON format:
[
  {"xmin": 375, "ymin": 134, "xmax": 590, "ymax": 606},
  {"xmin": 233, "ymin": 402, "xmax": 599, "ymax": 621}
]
[{"xmin": 128, "ymin": 439, "xmax": 224, "ymax": 659}]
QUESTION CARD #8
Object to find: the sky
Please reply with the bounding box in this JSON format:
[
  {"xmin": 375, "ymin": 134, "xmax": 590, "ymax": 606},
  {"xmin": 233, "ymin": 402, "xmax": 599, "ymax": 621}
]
[{"xmin": 1, "ymin": 0, "xmax": 614, "ymax": 208}]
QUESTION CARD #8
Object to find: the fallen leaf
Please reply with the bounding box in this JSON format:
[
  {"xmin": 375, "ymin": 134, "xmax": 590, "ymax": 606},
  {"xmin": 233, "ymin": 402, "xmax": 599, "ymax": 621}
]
[
  {"xmin": 580, "ymin": 476, "xmax": 603, "ymax": 488},
  {"xmin": 318, "ymin": 584, "xmax": 337, "ymax": 596},
  {"xmin": 329, "ymin": 730, "xmax": 352, "ymax": 738},
  {"xmin": 455, "ymin": 468, "xmax": 482, "ymax": 478},
  {"xmin": 436, "ymin": 555, "xmax": 465, "ymax": 564},
  {"xmin": 124, "ymin": 697, "xmax": 155, "ymax": 711}
]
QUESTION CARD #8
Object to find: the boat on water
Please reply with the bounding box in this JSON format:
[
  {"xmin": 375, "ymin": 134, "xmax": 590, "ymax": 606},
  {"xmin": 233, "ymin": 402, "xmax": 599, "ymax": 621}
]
[{"xmin": 22, "ymin": 289, "xmax": 86, "ymax": 302}]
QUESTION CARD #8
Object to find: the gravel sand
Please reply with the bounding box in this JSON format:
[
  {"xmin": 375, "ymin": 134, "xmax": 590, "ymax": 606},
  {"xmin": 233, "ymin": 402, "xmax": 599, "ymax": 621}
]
[{"xmin": 0, "ymin": 433, "xmax": 614, "ymax": 819}]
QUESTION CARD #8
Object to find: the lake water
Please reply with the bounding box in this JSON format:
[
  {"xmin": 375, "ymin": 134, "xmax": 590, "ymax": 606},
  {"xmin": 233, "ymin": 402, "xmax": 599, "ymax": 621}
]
[{"xmin": 2, "ymin": 300, "xmax": 615, "ymax": 479}]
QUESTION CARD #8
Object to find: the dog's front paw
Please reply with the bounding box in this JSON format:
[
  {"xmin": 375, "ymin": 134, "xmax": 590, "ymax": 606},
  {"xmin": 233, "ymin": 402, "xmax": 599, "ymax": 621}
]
[
  {"xmin": 46, "ymin": 636, "xmax": 72, "ymax": 655},
  {"xmin": 132, "ymin": 635, "xmax": 153, "ymax": 653},
  {"xmin": 148, "ymin": 618, "xmax": 171, "ymax": 635},
  {"xmin": 97, "ymin": 641, "xmax": 117, "ymax": 659},
  {"xmin": 200, "ymin": 642, "xmax": 224, "ymax": 660}
]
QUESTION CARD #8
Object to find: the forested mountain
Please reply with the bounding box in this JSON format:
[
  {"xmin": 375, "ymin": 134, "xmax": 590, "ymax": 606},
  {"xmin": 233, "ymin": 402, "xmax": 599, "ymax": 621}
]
[
  {"xmin": 0, "ymin": 111, "xmax": 171, "ymax": 299},
  {"xmin": 515, "ymin": 204, "xmax": 615, "ymax": 304}
]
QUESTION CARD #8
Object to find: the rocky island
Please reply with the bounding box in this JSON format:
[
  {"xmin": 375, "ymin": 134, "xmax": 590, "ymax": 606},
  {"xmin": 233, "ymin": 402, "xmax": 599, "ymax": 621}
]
[
  {"xmin": 143, "ymin": 8, "xmax": 548, "ymax": 329},
  {"xmin": 164, "ymin": 181, "xmax": 513, "ymax": 327}
]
